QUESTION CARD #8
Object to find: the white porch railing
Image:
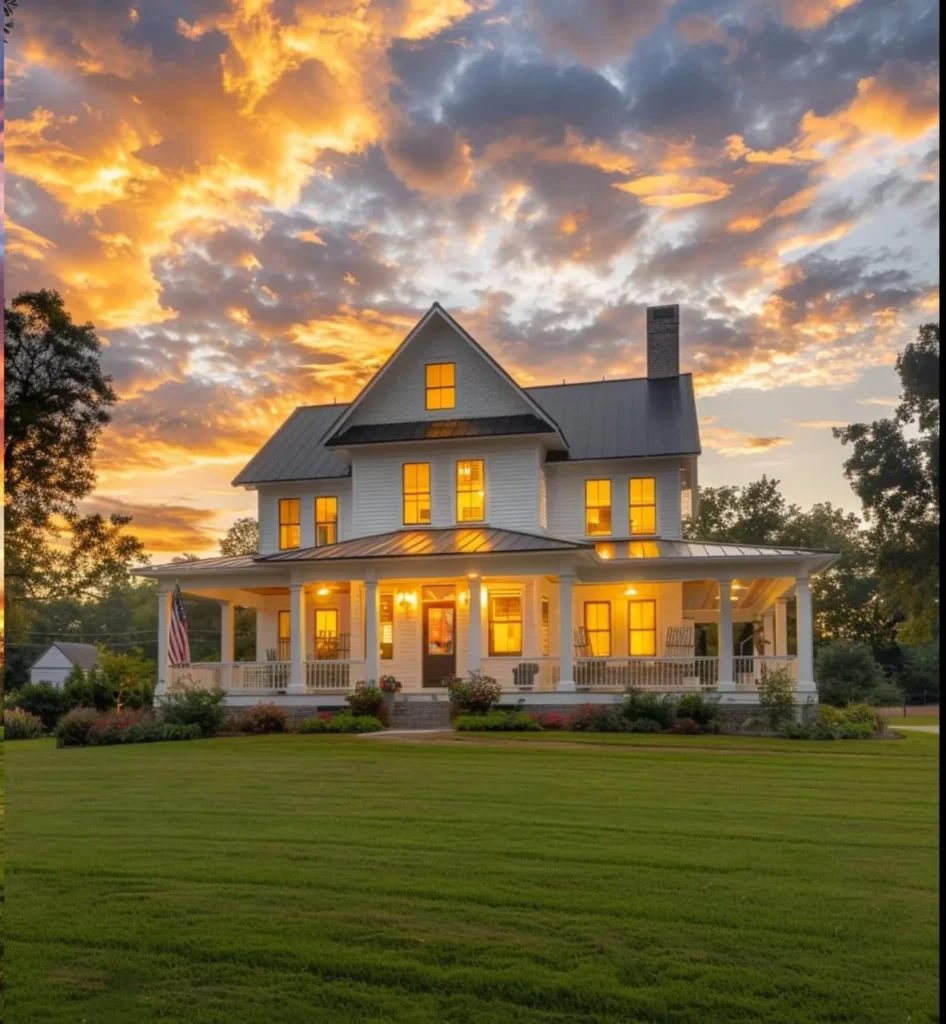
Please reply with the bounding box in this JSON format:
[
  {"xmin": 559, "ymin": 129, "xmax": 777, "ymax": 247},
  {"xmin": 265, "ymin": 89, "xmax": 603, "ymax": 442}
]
[
  {"xmin": 167, "ymin": 660, "xmax": 362, "ymax": 695},
  {"xmin": 574, "ymin": 657, "xmax": 720, "ymax": 691},
  {"xmin": 733, "ymin": 655, "xmax": 798, "ymax": 688},
  {"xmin": 480, "ymin": 656, "xmax": 560, "ymax": 693},
  {"xmin": 305, "ymin": 660, "xmax": 366, "ymax": 692}
]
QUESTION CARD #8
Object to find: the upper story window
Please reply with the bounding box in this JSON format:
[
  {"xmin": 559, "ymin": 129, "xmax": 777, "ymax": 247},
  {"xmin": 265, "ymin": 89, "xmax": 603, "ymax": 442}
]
[
  {"xmin": 279, "ymin": 498, "xmax": 301, "ymax": 550},
  {"xmin": 585, "ymin": 479, "xmax": 612, "ymax": 536},
  {"xmin": 456, "ymin": 459, "xmax": 485, "ymax": 522},
  {"xmin": 629, "ymin": 477, "xmax": 657, "ymax": 535},
  {"xmin": 403, "ymin": 463, "xmax": 431, "ymax": 525},
  {"xmin": 315, "ymin": 497, "xmax": 338, "ymax": 547},
  {"xmin": 425, "ymin": 362, "xmax": 455, "ymax": 410}
]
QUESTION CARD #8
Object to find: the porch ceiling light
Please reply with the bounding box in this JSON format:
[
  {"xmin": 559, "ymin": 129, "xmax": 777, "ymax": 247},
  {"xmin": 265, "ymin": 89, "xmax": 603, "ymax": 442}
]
[
  {"xmin": 316, "ymin": 586, "xmax": 331, "ymax": 596},
  {"xmin": 624, "ymin": 586, "xmax": 638, "ymax": 596}
]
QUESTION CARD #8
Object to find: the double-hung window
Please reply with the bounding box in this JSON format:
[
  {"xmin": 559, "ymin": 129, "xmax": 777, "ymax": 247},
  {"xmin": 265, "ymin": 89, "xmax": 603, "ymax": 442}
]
[
  {"xmin": 584, "ymin": 601, "xmax": 611, "ymax": 657},
  {"xmin": 278, "ymin": 498, "xmax": 300, "ymax": 550},
  {"xmin": 425, "ymin": 363, "xmax": 455, "ymax": 410},
  {"xmin": 628, "ymin": 599, "xmax": 657, "ymax": 656},
  {"xmin": 315, "ymin": 497, "xmax": 338, "ymax": 546},
  {"xmin": 585, "ymin": 479, "xmax": 612, "ymax": 536},
  {"xmin": 629, "ymin": 477, "xmax": 657, "ymax": 534},
  {"xmin": 456, "ymin": 459, "xmax": 485, "ymax": 522},
  {"xmin": 488, "ymin": 592, "xmax": 522, "ymax": 656},
  {"xmin": 403, "ymin": 463, "xmax": 431, "ymax": 525}
]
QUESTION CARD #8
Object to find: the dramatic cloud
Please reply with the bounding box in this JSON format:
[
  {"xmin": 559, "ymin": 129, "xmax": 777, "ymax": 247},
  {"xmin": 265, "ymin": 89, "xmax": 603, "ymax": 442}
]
[{"xmin": 5, "ymin": 0, "xmax": 939, "ymax": 555}]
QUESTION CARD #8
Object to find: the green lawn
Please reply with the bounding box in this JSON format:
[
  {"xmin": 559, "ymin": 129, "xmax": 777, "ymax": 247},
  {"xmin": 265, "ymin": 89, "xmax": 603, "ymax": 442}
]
[{"xmin": 5, "ymin": 732, "xmax": 939, "ymax": 1024}]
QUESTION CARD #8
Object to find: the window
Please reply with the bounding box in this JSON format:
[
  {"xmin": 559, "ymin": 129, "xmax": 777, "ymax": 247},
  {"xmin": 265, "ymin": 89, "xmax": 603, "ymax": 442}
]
[
  {"xmin": 425, "ymin": 362, "xmax": 455, "ymax": 410},
  {"xmin": 456, "ymin": 459, "xmax": 485, "ymax": 522},
  {"xmin": 629, "ymin": 477, "xmax": 657, "ymax": 534},
  {"xmin": 584, "ymin": 601, "xmax": 611, "ymax": 657},
  {"xmin": 278, "ymin": 498, "xmax": 301, "ymax": 550},
  {"xmin": 315, "ymin": 497, "xmax": 337, "ymax": 547},
  {"xmin": 541, "ymin": 596, "xmax": 550, "ymax": 657},
  {"xmin": 403, "ymin": 463, "xmax": 431, "ymax": 524},
  {"xmin": 380, "ymin": 594, "xmax": 394, "ymax": 660},
  {"xmin": 314, "ymin": 608, "xmax": 338, "ymax": 659},
  {"xmin": 488, "ymin": 592, "xmax": 522, "ymax": 656},
  {"xmin": 277, "ymin": 610, "xmax": 291, "ymax": 660},
  {"xmin": 628, "ymin": 599, "xmax": 657, "ymax": 656},
  {"xmin": 585, "ymin": 479, "xmax": 612, "ymax": 535}
]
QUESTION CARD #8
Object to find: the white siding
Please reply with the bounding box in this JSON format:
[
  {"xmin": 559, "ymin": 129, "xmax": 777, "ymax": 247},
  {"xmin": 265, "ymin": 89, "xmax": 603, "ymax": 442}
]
[
  {"xmin": 346, "ymin": 315, "xmax": 537, "ymax": 426},
  {"xmin": 257, "ymin": 480, "xmax": 352, "ymax": 555},
  {"xmin": 546, "ymin": 458, "xmax": 684, "ymax": 541},
  {"xmin": 573, "ymin": 582, "xmax": 684, "ymax": 658},
  {"xmin": 29, "ymin": 646, "xmax": 76, "ymax": 688},
  {"xmin": 351, "ymin": 440, "xmax": 544, "ymax": 537},
  {"xmin": 256, "ymin": 588, "xmax": 353, "ymax": 662}
]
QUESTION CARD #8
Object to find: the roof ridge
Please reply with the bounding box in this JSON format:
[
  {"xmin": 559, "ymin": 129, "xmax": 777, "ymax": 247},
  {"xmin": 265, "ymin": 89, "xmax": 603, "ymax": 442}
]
[{"xmin": 526, "ymin": 373, "xmax": 693, "ymax": 390}]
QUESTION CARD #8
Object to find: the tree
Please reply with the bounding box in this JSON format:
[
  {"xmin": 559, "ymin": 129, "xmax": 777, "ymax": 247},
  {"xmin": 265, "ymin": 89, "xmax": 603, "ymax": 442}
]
[
  {"xmin": 220, "ymin": 517, "xmax": 259, "ymax": 556},
  {"xmin": 834, "ymin": 323, "xmax": 939, "ymax": 642},
  {"xmin": 684, "ymin": 476, "xmax": 798, "ymax": 545}
]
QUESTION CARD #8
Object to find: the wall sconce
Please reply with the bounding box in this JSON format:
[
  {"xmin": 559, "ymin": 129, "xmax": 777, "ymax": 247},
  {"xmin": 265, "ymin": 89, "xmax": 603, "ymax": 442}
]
[
  {"xmin": 395, "ymin": 590, "xmax": 417, "ymax": 610},
  {"xmin": 624, "ymin": 586, "xmax": 638, "ymax": 596},
  {"xmin": 316, "ymin": 586, "xmax": 330, "ymax": 597},
  {"xmin": 458, "ymin": 590, "xmax": 468, "ymax": 606}
]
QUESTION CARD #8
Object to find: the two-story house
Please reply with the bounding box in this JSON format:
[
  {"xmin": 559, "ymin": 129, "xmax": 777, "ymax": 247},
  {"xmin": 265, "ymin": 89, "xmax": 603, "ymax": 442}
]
[{"xmin": 137, "ymin": 303, "xmax": 836, "ymax": 715}]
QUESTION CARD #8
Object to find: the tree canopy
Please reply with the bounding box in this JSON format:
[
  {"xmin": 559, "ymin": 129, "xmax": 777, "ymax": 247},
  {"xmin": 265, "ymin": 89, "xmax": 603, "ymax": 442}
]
[{"xmin": 220, "ymin": 518, "xmax": 259, "ymax": 557}]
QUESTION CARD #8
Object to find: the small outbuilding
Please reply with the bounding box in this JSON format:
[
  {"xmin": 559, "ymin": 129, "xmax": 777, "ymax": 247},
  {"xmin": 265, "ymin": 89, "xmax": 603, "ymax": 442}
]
[{"xmin": 29, "ymin": 643, "xmax": 101, "ymax": 687}]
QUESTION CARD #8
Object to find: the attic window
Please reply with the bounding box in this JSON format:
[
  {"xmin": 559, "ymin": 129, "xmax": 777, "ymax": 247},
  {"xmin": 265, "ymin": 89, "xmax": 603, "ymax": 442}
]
[{"xmin": 425, "ymin": 363, "xmax": 455, "ymax": 411}]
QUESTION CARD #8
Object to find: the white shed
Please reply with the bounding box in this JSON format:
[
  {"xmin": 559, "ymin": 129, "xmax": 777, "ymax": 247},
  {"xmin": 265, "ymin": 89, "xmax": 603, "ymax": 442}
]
[{"xmin": 29, "ymin": 643, "xmax": 101, "ymax": 687}]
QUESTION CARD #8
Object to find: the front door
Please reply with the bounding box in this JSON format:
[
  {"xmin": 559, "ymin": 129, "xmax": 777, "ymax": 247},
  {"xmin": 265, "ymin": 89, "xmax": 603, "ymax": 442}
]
[{"xmin": 423, "ymin": 601, "xmax": 456, "ymax": 687}]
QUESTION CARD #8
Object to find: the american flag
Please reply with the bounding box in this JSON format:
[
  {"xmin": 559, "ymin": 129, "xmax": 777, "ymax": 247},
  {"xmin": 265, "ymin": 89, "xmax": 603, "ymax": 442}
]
[{"xmin": 169, "ymin": 583, "xmax": 191, "ymax": 666}]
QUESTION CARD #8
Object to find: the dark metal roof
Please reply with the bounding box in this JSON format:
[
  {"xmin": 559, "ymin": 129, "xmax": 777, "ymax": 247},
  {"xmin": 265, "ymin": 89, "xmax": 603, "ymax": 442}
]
[
  {"xmin": 607, "ymin": 539, "xmax": 839, "ymax": 561},
  {"xmin": 134, "ymin": 554, "xmax": 260, "ymax": 576},
  {"xmin": 232, "ymin": 374, "xmax": 701, "ymax": 485},
  {"xmin": 255, "ymin": 527, "xmax": 592, "ymax": 561},
  {"xmin": 232, "ymin": 404, "xmax": 349, "ymax": 486},
  {"xmin": 325, "ymin": 413, "xmax": 557, "ymax": 448},
  {"xmin": 50, "ymin": 643, "xmax": 101, "ymax": 669},
  {"xmin": 534, "ymin": 375, "xmax": 700, "ymax": 461}
]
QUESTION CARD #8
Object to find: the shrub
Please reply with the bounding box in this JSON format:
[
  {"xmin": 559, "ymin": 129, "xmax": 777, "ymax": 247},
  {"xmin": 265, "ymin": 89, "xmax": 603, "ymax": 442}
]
[
  {"xmin": 119, "ymin": 723, "xmax": 201, "ymax": 743},
  {"xmin": 667, "ymin": 717, "xmax": 700, "ymax": 735},
  {"xmin": 454, "ymin": 710, "xmax": 541, "ymax": 732},
  {"xmin": 62, "ymin": 666, "xmax": 115, "ymax": 712},
  {"xmin": 345, "ymin": 685, "xmax": 385, "ymax": 717},
  {"xmin": 757, "ymin": 665, "xmax": 796, "ymax": 730},
  {"xmin": 629, "ymin": 717, "xmax": 662, "ymax": 733},
  {"xmin": 621, "ymin": 689, "xmax": 677, "ymax": 730},
  {"xmin": 816, "ymin": 643, "xmax": 886, "ymax": 706},
  {"xmin": 3, "ymin": 707, "xmax": 44, "ymax": 740},
  {"xmin": 781, "ymin": 716, "xmax": 878, "ymax": 740},
  {"xmin": 9, "ymin": 682, "xmax": 69, "ymax": 731},
  {"xmin": 533, "ymin": 711, "xmax": 568, "ymax": 730},
  {"xmin": 86, "ymin": 709, "xmax": 154, "ymax": 745},
  {"xmin": 55, "ymin": 707, "xmax": 101, "ymax": 748},
  {"xmin": 567, "ymin": 704, "xmax": 629, "ymax": 732},
  {"xmin": 378, "ymin": 674, "xmax": 402, "ymax": 694},
  {"xmin": 738, "ymin": 715, "xmax": 770, "ymax": 733},
  {"xmin": 158, "ymin": 683, "xmax": 228, "ymax": 737},
  {"xmin": 675, "ymin": 693, "xmax": 721, "ymax": 730},
  {"xmin": 869, "ymin": 681, "xmax": 906, "ymax": 707},
  {"xmin": 446, "ymin": 671, "xmax": 502, "ymax": 713},
  {"xmin": 299, "ymin": 712, "xmax": 384, "ymax": 734},
  {"xmin": 234, "ymin": 703, "xmax": 289, "ymax": 734}
]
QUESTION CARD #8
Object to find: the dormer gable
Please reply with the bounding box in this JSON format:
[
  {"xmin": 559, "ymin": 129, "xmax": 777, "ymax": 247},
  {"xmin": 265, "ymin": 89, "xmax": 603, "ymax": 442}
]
[{"xmin": 324, "ymin": 304, "xmax": 567, "ymax": 449}]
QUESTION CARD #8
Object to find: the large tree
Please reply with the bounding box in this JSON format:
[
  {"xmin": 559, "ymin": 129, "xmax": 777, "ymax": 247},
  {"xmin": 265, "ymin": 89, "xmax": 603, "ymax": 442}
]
[
  {"xmin": 4, "ymin": 290, "xmax": 147, "ymax": 638},
  {"xmin": 833, "ymin": 323, "xmax": 939, "ymax": 642},
  {"xmin": 219, "ymin": 517, "xmax": 259, "ymax": 556}
]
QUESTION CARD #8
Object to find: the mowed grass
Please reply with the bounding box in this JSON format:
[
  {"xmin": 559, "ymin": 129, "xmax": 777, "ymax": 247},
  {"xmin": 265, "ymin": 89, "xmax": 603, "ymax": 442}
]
[{"xmin": 5, "ymin": 732, "xmax": 939, "ymax": 1024}]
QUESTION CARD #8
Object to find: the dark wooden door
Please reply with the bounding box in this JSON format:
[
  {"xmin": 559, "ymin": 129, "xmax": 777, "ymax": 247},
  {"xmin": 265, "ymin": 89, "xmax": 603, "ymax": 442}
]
[{"xmin": 423, "ymin": 602, "xmax": 456, "ymax": 687}]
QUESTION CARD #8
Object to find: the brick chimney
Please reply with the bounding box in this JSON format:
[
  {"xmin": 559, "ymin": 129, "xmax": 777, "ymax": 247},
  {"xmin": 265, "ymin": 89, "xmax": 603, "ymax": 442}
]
[{"xmin": 646, "ymin": 304, "xmax": 680, "ymax": 378}]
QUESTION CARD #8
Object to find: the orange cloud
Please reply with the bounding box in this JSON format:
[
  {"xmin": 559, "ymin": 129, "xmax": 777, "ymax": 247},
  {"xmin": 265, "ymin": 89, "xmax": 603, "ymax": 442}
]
[
  {"xmin": 613, "ymin": 173, "xmax": 731, "ymax": 207},
  {"xmin": 775, "ymin": 0, "xmax": 860, "ymax": 31}
]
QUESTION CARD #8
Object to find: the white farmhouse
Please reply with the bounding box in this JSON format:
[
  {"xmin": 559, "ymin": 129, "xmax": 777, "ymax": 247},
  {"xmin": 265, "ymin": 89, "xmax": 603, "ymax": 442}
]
[
  {"xmin": 136, "ymin": 304, "xmax": 836, "ymax": 722},
  {"xmin": 29, "ymin": 643, "xmax": 100, "ymax": 688}
]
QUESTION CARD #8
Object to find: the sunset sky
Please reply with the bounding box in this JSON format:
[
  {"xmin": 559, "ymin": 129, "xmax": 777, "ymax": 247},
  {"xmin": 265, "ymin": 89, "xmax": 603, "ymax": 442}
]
[{"xmin": 5, "ymin": 0, "xmax": 939, "ymax": 560}]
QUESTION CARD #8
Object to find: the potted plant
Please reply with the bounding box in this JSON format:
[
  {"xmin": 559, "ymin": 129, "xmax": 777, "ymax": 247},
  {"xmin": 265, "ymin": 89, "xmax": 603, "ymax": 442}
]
[
  {"xmin": 442, "ymin": 675, "xmax": 464, "ymax": 720},
  {"xmin": 378, "ymin": 674, "xmax": 401, "ymax": 727}
]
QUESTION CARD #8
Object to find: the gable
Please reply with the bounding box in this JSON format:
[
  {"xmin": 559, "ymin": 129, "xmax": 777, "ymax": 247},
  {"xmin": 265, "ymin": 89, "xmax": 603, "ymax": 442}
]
[{"xmin": 330, "ymin": 305, "xmax": 562, "ymax": 435}]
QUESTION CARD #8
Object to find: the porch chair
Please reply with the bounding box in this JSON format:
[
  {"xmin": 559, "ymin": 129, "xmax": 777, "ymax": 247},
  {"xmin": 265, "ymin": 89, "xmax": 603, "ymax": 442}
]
[
  {"xmin": 265, "ymin": 647, "xmax": 277, "ymax": 661},
  {"xmin": 663, "ymin": 625, "xmax": 700, "ymax": 690},
  {"xmin": 513, "ymin": 662, "xmax": 540, "ymax": 690},
  {"xmin": 573, "ymin": 627, "xmax": 606, "ymax": 688}
]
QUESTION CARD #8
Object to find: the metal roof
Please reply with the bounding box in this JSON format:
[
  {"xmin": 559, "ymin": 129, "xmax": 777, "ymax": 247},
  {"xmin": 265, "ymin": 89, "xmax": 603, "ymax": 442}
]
[
  {"xmin": 51, "ymin": 643, "xmax": 101, "ymax": 669},
  {"xmin": 135, "ymin": 554, "xmax": 260, "ymax": 576},
  {"xmin": 325, "ymin": 413, "xmax": 558, "ymax": 448},
  {"xmin": 590, "ymin": 538, "xmax": 838, "ymax": 564},
  {"xmin": 232, "ymin": 404, "xmax": 349, "ymax": 486},
  {"xmin": 232, "ymin": 375, "xmax": 701, "ymax": 485},
  {"xmin": 255, "ymin": 527, "xmax": 591, "ymax": 561},
  {"xmin": 535, "ymin": 375, "xmax": 700, "ymax": 461}
]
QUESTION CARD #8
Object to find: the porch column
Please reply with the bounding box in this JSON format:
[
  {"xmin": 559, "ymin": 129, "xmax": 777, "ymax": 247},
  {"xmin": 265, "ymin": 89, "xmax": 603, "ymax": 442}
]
[
  {"xmin": 364, "ymin": 577, "xmax": 380, "ymax": 685},
  {"xmin": 467, "ymin": 576, "xmax": 482, "ymax": 673},
  {"xmin": 717, "ymin": 578, "xmax": 734, "ymax": 692},
  {"xmin": 556, "ymin": 573, "xmax": 576, "ymax": 692},
  {"xmin": 155, "ymin": 587, "xmax": 172, "ymax": 699},
  {"xmin": 219, "ymin": 600, "xmax": 235, "ymax": 691},
  {"xmin": 288, "ymin": 582, "xmax": 307, "ymax": 695},
  {"xmin": 774, "ymin": 598, "xmax": 789, "ymax": 657},
  {"xmin": 795, "ymin": 577, "xmax": 816, "ymax": 695}
]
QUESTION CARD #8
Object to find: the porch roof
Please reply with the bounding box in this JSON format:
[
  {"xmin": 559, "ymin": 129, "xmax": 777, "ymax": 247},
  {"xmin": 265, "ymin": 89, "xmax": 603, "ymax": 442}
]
[
  {"xmin": 324, "ymin": 413, "xmax": 557, "ymax": 448},
  {"xmin": 255, "ymin": 527, "xmax": 592, "ymax": 561}
]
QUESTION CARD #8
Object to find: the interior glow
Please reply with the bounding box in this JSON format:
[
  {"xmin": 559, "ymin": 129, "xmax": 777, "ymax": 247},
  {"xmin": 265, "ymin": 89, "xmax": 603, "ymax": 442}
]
[
  {"xmin": 624, "ymin": 586, "xmax": 638, "ymax": 596},
  {"xmin": 395, "ymin": 590, "xmax": 418, "ymax": 609}
]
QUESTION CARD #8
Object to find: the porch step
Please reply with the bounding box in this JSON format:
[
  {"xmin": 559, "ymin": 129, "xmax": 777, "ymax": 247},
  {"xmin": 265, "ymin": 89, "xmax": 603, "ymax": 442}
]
[{"xmin": 391, "ymin": 699, "xmax": 453, "ymax": 731}]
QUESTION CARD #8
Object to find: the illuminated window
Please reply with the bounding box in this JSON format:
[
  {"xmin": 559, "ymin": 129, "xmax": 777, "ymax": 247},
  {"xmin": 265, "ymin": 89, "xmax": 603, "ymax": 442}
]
[
  {"xmin": 628, "ymin": 542, "xmax": 660, "ymax": 558},
  {"xmin": 541, "ymin": 596, "xmax": 550, "ymax": 657},
  {"xmin": 425, "ymin": 362, "xmax": 455, "ymax": 410},
  {"xmin": 585, "ymin": 479, "xmax": 612, "ymax": 536},
  {"xmin": 584, "ymin": 601, "xmax": 611, "ymax": 657},
  {"xmin": 277, "ymin": 610, "xmax": 291, "ymax": 660},
  {"xmin": 380, "ymin": 594, "xmax": 394, "ymax": 660},
  {"xmin": 489, "ymin": 592, "xmax": 522, "ymax": 656},
  {"xmin": 278, "ymin": 498, "xmax": 301, "ymax": 550},
  {"xmin": 629, "ymin": 477, "xmax": 657, "ymax": 534},
  {"xmin": 595, "ymin": 542, "xmax": 614, "ymax": 560},
  {"xmin": 315, "ymin": 496, "xmax": 338, "ymax": 547},
  {"xmin": 403, "ymin": 463, "xmax": 431, "ymax": 525},
  {"xmin": 314, "ymin": 608, "xmax": 338, "ymax": 659},
  {"xmin": 628, "ymin": 599, "xmax": 657, "ymax": 656},
  {"xmin": 456, "ymin": 459, "xmax": 485, "ymax": 522}
]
